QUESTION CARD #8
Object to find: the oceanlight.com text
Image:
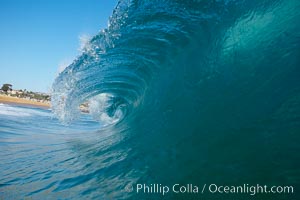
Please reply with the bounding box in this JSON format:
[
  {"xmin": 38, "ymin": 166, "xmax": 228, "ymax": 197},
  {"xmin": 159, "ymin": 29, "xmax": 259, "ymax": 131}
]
[
  {"xmin": 207, "ymin": 184, "xmax": 294, "ymax": 195},
  {"xmin": 125, "ymin": 183, "xmax": 294, "ymax": 196}
]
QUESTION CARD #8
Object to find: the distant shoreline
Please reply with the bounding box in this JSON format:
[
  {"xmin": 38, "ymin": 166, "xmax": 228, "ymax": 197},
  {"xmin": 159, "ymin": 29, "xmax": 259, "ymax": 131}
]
[{"xmin": 0, "ymin": 95, "xmax": 50, "ymax": 109}]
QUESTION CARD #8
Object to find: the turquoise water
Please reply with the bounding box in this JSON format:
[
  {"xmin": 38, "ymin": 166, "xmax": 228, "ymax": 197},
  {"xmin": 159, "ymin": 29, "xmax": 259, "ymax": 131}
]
[
  {"xmin": 0, "ymin": 104, "xmax": 139, "ymax": 199},
  {"xmin": 2, "ymin": 0, "xmax": 300, "ymax": 199},
  {"xmin": 0, "ymin": 104, "xmax": 105, "ymax": 198}
]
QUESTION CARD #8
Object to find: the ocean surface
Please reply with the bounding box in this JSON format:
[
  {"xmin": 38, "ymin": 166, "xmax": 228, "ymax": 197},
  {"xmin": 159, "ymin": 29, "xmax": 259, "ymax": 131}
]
[{"xmin": 1, "ymin": 0, "xmax": 300, "ymax": 199}]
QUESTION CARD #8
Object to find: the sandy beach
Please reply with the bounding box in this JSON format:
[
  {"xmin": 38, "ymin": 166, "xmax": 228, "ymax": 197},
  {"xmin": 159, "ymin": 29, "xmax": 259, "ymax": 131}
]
[{"xmin": 0, "ymin": 95, "xmax": 50, "ymax": 108}]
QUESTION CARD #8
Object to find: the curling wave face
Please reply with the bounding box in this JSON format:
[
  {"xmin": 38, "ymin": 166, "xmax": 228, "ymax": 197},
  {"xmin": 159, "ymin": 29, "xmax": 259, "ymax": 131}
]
[{"xmin": 51, "ymin": 0, "xmax": 300, "ymax": 199}]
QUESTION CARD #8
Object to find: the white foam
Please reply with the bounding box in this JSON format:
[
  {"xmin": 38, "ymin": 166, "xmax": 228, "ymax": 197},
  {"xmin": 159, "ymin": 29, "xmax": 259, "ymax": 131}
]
[
  {"xmin": 0, "ymin": 104, "xmax": 52, "ymax": 117},
  {"xmin": 88, "ymin": 93, "xmax": 123, "ymax": 126}
]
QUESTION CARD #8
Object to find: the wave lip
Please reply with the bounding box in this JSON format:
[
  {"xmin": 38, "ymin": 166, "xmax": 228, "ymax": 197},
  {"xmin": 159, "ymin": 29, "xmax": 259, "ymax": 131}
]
[
  {"xmin": 51, "ymin": 0, "xmax": 194, "ymax": 124},
  {"xmin": 51, "ymin": 0, "xmax": 300, "ymax": 128}
]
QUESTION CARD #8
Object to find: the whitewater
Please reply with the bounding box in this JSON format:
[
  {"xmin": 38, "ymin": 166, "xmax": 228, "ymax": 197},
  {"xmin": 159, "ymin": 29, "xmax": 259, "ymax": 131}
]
[{"xmin": 1, "ymin": 0, "xmax": 300, "ymax": 199}]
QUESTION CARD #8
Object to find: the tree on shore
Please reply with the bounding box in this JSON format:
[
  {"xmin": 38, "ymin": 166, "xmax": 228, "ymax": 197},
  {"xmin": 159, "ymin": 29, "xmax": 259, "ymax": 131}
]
[{"xmin": 1, "ymin": 84, "xmax": 12, "ymax": 93}]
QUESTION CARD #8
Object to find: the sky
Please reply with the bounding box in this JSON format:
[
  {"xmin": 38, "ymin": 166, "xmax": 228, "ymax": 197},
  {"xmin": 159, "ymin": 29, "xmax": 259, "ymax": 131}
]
[{"xmin": 0, "ymin": 0, "xmax": 117, "ymax": 93}]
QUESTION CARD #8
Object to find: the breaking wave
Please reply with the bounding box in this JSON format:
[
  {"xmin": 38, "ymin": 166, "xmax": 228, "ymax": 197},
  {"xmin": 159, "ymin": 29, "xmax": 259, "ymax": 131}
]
[{"xmin": 51, "ymin": 0, "xmax": 300, "ymax": 199}]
